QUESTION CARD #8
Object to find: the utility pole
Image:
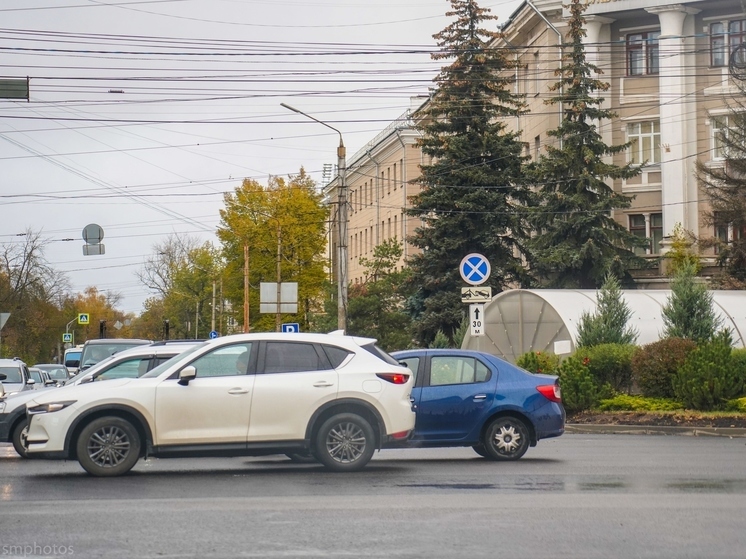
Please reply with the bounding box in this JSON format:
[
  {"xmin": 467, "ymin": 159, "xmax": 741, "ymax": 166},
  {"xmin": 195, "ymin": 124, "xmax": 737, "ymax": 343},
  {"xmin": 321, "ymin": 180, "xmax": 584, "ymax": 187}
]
[
  {"xmin": 276, "ymin": 225, "xmax": 282, "ymax": 332},
  {"xmin": 243, "ymin": 244, "xmax": 249, "ymax": 333}
]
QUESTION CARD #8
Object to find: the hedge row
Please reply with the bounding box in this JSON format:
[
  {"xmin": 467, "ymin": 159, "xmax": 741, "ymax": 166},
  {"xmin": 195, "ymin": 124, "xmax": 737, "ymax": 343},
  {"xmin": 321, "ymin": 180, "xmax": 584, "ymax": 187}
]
[{"xmin": 516, "ymin": 341, "xmax": 746, "ymax": 413}]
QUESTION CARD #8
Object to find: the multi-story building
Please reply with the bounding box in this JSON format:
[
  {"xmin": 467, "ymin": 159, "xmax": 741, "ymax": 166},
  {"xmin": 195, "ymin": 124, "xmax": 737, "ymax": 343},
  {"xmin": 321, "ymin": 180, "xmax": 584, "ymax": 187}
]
[{"xmin": 326, "ymin": 0, "xmax": 744, "ymax": 290}]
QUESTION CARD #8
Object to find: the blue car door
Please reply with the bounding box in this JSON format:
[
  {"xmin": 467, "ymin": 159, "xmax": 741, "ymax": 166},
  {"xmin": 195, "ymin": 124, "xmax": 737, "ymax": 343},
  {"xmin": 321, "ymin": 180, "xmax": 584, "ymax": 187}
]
[{"xmin": 415, "ymin": 353, "xmax": 498, "ymax": 442}]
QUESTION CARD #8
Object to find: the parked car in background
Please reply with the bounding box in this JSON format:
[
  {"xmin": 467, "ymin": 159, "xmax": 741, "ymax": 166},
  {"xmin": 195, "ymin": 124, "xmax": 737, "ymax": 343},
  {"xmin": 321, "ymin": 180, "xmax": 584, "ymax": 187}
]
[
  {"xmin": 33, "ymin": 364, "xmax": 71, "ymax": 385},
  {"xmin": 390, "ymin": 349, "xmax": 565, "ymax": 460},
  {"xmin": 0, "ymin": 340, "xmax": 202, "ymax": 458},
  {"xmin": 78, "ymin": 338, "xmax": 151, "ymax": 371},
  {"xmin": 63, "ymin": 345, "xmax": 83, "ymax": 375},
  {"xmin": 0, "ymin": 358, "xmax": 34, "ymax": 396},
  {"xmin": 27, "ymin": 368, "xmax": 55, "ymax": 390},
  {"xmin": 25, "ymin": 333, "xmax": 415, "ymax": 476}
]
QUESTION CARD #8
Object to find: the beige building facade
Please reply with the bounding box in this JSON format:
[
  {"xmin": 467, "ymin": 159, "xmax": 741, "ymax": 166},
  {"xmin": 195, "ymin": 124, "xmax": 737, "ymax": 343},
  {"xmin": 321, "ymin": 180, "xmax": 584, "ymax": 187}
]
[{"xmin": 325, "ymin": 0, "xmax": 744, "ymax": 289}]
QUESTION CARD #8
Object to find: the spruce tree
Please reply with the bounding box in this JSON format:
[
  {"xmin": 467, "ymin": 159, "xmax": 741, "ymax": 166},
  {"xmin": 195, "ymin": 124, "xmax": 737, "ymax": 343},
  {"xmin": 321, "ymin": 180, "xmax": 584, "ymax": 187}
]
[
  {"xmin": 527, "ymin": 0, "xmax": 646, "ymax": 288},
  {"xmin": 661, "ymin": 260, "xmax": 723, "ymax": 343},
  {"xmin": 576, "ymin": 273, "xmax": 638, "ymax": 347},
  {"xmin": 406, "ymin": 0, "xmax": 532, "ymax": 346}
]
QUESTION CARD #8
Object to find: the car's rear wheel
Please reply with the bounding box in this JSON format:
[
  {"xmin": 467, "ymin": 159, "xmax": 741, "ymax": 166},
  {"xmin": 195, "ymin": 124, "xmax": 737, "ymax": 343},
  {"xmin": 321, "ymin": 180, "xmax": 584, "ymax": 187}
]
[
  {"xmin": 76, "ymin": 417, "xmax": 141, "ymax": 477},
  {"xmin": 12, "ymin": 419, "xmax": 29, "ymax": 459},
  {"xmin": 314, "ymin": 413, "xmax": 375, "ymax": 472},
  {"xmin": 482, "ymin": 417, "xmax": 530, "ymax": 461}
]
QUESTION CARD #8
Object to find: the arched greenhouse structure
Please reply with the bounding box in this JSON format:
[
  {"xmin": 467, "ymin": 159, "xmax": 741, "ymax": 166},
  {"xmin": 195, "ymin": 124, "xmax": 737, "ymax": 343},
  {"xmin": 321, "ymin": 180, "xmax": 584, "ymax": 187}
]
[{"xmin": 462, "ymin": 289, "xmax": 746, "ymax": 363}]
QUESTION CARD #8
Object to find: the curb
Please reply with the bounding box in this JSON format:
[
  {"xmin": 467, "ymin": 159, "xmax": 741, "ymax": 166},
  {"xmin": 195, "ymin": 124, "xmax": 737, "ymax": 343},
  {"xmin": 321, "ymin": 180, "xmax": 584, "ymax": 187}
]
[{"xmin": 565, "ymin": 423, "xmax": 746, "ymax": 438}]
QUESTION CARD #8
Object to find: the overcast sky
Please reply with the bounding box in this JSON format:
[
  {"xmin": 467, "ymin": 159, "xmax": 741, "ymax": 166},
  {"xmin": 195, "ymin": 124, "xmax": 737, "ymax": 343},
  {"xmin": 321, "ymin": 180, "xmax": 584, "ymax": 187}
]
[{"xmin": 0, "ymin": 0, "xmax": 522, "ymax": 315}]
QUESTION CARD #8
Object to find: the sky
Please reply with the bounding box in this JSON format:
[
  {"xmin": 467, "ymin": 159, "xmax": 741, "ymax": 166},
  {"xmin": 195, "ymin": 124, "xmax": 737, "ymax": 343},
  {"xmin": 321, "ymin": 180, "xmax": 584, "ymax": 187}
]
[{"xmin": 0, "ymin": 0, "xmax": 522, "ymax": 315}]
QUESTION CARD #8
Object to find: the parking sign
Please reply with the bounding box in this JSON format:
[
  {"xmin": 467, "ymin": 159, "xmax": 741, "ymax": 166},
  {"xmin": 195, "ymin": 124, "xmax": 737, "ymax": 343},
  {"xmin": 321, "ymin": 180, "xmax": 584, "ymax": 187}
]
[{"xmin": 282, "ymin": 323, "xmax": 299, "ymax": 333}]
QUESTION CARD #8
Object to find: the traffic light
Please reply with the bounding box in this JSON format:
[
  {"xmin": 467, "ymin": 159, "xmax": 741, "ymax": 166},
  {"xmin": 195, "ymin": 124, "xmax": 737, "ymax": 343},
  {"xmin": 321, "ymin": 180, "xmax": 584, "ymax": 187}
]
[{"xmin": 99, "ymin": 320, "xmax": 107, "ymax": 339}]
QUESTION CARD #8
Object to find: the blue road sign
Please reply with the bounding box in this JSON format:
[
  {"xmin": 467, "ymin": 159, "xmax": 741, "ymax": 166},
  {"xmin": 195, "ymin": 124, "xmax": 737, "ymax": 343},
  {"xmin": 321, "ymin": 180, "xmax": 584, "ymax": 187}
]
[
  {"xmin": 459, "ymin": 253, "xmax": 491, "ymax": 286},
  {"xmin": 282, "ymin": 323, "xmax": 300, "ymax": 333},
  {"xmin": 209, "ymin": 330, "xmax": 219, "ymax": 339}
]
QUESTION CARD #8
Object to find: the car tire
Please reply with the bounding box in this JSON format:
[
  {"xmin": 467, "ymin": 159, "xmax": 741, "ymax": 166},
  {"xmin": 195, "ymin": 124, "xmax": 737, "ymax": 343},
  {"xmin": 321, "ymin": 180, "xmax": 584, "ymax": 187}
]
[
  {"xmin": 471, "ymin": 444, "xmax": 489, "ymax": 458},
  {"xmin": 314, "ymin": 413, "xmax": 375, "ymax": 472},
  {"xmin": 482, "ymin": 417, "xmax": 530, "ymax": 461},
  {"xmin": 12, "ymin": 419, "xmax": 29, "ymax": 459},
  {"xmin": 76, "ymin": 416, "xmax": 141, "ymax": 477}
]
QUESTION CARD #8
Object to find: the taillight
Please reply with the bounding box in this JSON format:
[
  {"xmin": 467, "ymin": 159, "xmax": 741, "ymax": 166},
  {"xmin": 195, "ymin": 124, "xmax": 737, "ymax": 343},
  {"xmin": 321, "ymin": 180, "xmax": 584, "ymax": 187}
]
[
  {"xmin": 376, "ymin": 372, "xmax": 410, "ymax": 385},
  {"xmin": 537, "ymin": 383, "xmax": 561, "ymax": 403}
]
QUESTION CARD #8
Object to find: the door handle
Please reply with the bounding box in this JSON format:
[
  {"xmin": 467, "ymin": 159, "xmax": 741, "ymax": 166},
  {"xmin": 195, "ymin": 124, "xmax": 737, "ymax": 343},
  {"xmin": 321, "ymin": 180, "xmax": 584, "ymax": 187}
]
[
  {"xmin": 473, "ymin": 394, "xmax": 487, "ymax": 401},
  {"xmin": 313, "ymin": 381, "xmax": 334, "ymax": 388},
  {"xmin": 228, "ymin": 388, "xmax": 249, "ymax": 395}
]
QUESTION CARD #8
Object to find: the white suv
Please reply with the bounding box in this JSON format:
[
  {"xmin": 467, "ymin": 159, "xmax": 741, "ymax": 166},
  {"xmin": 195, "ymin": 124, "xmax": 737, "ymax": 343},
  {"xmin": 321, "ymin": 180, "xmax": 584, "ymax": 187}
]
[{"xmin": 25, "ymin": 333, "xmax": 415, "ymax": 476}]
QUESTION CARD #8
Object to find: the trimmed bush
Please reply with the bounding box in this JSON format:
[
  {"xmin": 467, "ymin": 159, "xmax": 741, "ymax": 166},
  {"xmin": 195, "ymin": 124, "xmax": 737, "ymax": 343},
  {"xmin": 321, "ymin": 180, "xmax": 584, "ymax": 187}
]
[
  {"xmin": 597, "ymin": 395, "xmax": 684, "ymax": 412},
  {"xmin": 631, "ymin": 338, "xmax": 697, "ymax": 398},
  {"xmin": 516, "ymin": 351, "xmax": 560, "ymax": 374},
  {"xmin": 557, "ymin": 355, "xmax": 600, "ymax": 413},
  {"xmin": 673, "ymin": 339, "xmax": 744, "ymax": 411},
  {"xmin": 574, "ymin": 344, "xmax": 637, "ymax": 393},
  {"xmin": 726, "ymin": 397, "xmax": 746, "ymax": 413}
]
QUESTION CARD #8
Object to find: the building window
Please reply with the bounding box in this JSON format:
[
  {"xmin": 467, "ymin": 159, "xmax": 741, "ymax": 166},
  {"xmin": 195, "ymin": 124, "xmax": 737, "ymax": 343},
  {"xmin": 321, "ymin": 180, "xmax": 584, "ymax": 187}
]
[
  {"xmin": 627, "ymin": 121, "xmax": 661, "ymax": 165},
  {"xmin": 715, "ymin": 212, "xmax": 746, "ymax": 254},
  {"xmin": 627, "ymin": 31, "xmax": 660, "ymax": 75},
  {"xmin": 712, "ymin": 23, "xmax": 727, "ymax": 66},
  {"xmin": 629, "ymin": 213, "xmax": 663, "ymax": 255},
  {"xmin": 534, "ymin": 135, "xmax": 540, "ymax": 161}
]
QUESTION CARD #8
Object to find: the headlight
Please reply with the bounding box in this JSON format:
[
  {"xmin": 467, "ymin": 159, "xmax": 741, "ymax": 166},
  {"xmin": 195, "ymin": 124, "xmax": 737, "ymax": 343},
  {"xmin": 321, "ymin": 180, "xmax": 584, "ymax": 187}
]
[{"xmin": 27, "ymin": 401, "xmax": 76, "ymax": 415}]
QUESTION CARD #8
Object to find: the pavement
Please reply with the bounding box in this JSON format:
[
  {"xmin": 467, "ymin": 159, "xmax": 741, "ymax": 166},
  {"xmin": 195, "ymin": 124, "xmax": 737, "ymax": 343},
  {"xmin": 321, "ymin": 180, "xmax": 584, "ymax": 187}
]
[{"xmin": 565, "ymin": 423, "xmax": 746, "ymax": 437}]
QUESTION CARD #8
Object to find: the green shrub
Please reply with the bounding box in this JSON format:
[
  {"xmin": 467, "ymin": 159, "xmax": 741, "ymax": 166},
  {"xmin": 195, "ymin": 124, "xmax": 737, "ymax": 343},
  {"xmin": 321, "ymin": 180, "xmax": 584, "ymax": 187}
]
[
  {"xmin": 574, "ymin": 344, "xmax": 637, "ymax": 393},
  {"xmin": 516, "ymin": 351, "xmax": 560, "ymax": 374},
  {"xmin": 597, "ymin": 395, "xmax": 684, "ymax": 412},
  {"xmin": 557, "ymin": 355, "xmax": 600, "ymax": 413},
  {"xmin": 725, "ymin": 397, "xmax": 746, "ymax": 413},
  {"xmin": 631, "ymin": 338, "xmax": 697, "ymax": 398},
  {"xmin": 673, "ymin": 338, "xmax": 744, "ymax": 410}
]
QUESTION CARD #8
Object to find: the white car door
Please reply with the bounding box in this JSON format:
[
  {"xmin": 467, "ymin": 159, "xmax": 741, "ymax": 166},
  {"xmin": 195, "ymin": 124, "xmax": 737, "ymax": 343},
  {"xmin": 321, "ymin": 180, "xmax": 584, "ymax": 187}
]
[
  {"xmin": 154, "ymin": 342, "xmax": 255, "ymax": 446},
  {"xmin": 248, "ymin": 341, "xmax": 338, "ymax": 442}
]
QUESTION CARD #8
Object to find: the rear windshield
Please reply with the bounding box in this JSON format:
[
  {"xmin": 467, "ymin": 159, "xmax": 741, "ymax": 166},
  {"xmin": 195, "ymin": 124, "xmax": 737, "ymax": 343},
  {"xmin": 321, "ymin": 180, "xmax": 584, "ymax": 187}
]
[
  {"xmin": 80, "ymin": 341, "xmax": 149, "ymax": 370},
  {"xmin": 361, "ymin": 343, "xmax": 400, "ymax": 366},
  {"xmin": 0, "ymin": 366, "xmax": 23, "ymax": 384}
]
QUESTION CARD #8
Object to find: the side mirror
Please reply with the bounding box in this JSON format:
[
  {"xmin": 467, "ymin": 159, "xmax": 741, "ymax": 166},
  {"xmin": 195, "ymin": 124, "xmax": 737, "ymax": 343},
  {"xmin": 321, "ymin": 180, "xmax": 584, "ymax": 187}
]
[
  {"xmin": 178, "ymin": 366, "xmax": 197, "ymax": 386},
  {"xmin": 0, "ymin": 382, "xmax": 5, "ymax": 399},
  {"xmin": 26, "ymin": 378, "xmax": 36, "ymax": 386},
  {"xmin": 45, "ymin": 379, "xmax": 57, "ymax": 386}
]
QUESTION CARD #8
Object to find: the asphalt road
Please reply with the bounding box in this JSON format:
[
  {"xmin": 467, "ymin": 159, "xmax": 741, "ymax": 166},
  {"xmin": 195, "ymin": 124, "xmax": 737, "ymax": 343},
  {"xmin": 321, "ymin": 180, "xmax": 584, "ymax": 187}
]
[{"xmin": 1, "ymin": 434, "xmax": 745, "ymax": 559}]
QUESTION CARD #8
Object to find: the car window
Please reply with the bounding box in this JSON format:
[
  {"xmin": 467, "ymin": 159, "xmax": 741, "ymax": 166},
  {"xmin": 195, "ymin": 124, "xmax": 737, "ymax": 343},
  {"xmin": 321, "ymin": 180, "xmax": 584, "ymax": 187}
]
[
  {"xmin": 190, "ymin": 343, "xmax": 253, "ymax": 377},
  {"xmin": 29, "ymin": 370, "xmax": 43, "ymax": 383},
  {"xmin": 142, "ymin": 344, "xmax": 206, "ymax": 378},
  {"xmin": 429, "ymin": 356, "xmax": 491, "ymax": 386},
  {"xmin": 96, "ymin": 357, "xmax": 152, "ymax": 381},
  {"xmin": 398, "ymin": 357, "xmax": 420, "ymax": 384},
  {"xmin": 321, "ymin": 345, "xmax": 352, "ymax": 368},
  {"xmin": 0, "ymin": 366, "xmax": 23, "ymax": 383},
  {"xmin": 361, "ymin": 342, "xmax": 400, "ymax": 366},
  {"xmin": 263, "ymin": 342, "xmax": 325, "ymax": 374}
]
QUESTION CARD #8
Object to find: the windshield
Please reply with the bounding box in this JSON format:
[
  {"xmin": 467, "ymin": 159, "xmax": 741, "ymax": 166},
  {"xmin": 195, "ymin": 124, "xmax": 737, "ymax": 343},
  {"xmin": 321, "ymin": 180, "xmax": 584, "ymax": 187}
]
[
  {"xmin": 63, "ymin": 354, "xmax": 118, "ymax": 386},
  {"xmin": 141, "ymin": 343, "xmax": 206, "ymax": 378},
  {"xmin": 64, "ymin": 351, "xmax": 81, "ymax": 368},
  {"xmin": 35, "ymin": 365, "xmax": 68, "ymax": 380}
]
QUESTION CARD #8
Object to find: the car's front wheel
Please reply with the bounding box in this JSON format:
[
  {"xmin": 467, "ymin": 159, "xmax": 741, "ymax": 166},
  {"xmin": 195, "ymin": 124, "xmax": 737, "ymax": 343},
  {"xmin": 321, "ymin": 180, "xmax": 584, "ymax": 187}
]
[
  {"xmin": 12, "ymin": 419, "xmax": 29, "ymax": 459},
  {"xmin": 76, "ymin": 416, "xmax": 141, "ymax": 477},
  {"xmin": 314, "ymin": 413, "xmax": 375, "ymax": 472},
  {"xmin": 482, "ymin": 417, "xmax": 530, "ymax": 461}
]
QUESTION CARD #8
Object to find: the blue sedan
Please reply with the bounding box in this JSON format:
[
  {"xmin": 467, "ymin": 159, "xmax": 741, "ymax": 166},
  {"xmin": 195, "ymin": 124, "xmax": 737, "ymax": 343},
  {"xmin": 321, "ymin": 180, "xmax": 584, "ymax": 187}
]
[{"xmin": 390, "ymin": 349, "xmax": 565, "ymax": 460}]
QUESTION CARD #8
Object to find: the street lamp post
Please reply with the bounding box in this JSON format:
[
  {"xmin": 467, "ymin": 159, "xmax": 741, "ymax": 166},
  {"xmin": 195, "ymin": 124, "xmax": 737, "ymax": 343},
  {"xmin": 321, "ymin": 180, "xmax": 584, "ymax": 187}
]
[{"xmin": 280, "ymin": 103, "xmax": 348, "ymax": 332}]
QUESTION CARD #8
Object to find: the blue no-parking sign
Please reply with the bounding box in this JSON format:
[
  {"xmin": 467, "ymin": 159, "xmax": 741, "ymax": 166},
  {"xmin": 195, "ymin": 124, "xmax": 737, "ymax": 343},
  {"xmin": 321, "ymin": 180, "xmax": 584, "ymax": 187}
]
[
  {"xmin": 282, "ymin": 323, "xmax": 300, "ymax": 333},
  {"xmin": 459, "ymin": 253, "xmax": 491, "ymax": 286}
]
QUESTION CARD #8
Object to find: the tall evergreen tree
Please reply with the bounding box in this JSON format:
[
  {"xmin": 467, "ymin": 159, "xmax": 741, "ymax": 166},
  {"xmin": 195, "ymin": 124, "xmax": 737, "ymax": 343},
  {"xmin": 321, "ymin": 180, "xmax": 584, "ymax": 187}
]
[
  {"xmin": 527, "ymin": 0, "xmax": 646, "ymax": 288},
  {"xmin": 695, "ymin": 96, "xmax": 746, "ymax": 287},
  {"xmin": 406, "ymin": 0, "xmax": 532, "ymax": 346}
]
